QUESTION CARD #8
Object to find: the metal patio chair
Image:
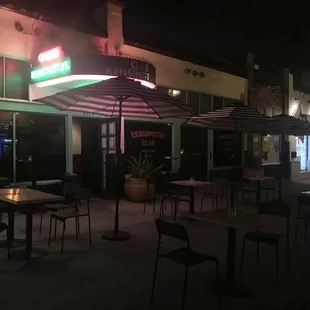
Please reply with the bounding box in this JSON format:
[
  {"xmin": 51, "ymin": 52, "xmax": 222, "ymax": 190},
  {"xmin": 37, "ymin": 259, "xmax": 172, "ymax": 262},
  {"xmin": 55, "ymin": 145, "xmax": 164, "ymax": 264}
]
[{"xmin": 150, "ymin": 219, "xmax": 221, "ymax": 309}]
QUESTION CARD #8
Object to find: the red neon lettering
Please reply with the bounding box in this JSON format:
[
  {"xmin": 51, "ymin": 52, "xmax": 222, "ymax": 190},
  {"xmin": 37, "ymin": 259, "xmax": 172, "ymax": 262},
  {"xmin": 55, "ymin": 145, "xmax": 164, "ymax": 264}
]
[{"xmin": 38, "ymin": 46, "xmax": 62, "ymax": 63}]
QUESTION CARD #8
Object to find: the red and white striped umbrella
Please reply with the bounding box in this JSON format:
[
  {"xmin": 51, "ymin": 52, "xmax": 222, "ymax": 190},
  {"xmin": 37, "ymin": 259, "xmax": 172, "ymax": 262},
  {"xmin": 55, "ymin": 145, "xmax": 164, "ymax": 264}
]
[
  {"xmin": 37, "ymin": 76, "xmax": 192, "ymax": 240},
  {"xmin": 37, "ymin": 76, "xmax": 192, "ymax": 119},
  {"xmin": 272, "ymin": 113, "xmax": 310, "ymax": 135},
  {"xmin": 187, "ymin": 105, "xmax": 274, "ymax": 133}
]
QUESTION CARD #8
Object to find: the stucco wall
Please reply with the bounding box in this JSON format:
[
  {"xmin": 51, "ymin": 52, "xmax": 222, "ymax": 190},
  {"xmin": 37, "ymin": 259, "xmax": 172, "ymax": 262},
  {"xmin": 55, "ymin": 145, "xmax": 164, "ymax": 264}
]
[{"xmin": 0, "ymin": 6, "xmax": 247, "ymax": 101}]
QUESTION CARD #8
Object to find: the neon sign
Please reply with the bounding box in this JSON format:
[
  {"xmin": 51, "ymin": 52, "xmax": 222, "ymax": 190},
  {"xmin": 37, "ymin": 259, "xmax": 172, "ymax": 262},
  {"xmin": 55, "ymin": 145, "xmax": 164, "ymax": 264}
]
[
  {"xmin": 38, "ymin": 46, "xmax": 62, "ymax": 63},
  {"xmin": 31, "ymin": 57, "xmax": 71, "ymax": 83}
]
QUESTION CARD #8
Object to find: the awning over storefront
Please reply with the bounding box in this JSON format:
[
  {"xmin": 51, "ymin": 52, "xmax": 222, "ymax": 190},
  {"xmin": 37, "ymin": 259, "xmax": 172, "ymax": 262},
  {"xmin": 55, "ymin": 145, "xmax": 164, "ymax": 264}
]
[{"xmin": 29, "ymin": 47, "xmax": 156, "ymax": 101}]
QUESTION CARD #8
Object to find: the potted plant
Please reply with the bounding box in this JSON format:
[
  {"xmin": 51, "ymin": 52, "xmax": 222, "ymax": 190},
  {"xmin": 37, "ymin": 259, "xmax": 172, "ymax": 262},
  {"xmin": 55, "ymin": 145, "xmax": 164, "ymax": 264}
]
[{"xmin": 124, "ymin": 155, "xmax": 163, "ymax": 202}]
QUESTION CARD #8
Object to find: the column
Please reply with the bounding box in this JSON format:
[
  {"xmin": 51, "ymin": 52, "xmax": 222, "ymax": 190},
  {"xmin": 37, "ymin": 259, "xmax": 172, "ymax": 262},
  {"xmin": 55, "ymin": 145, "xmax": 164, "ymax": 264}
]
[
  {"xmin": 207, "ymin": 129, "xmax": 213, "ymax": 180},
  {"xmin": 65, "ymin": 114, "xmax": 73, "ymax": 173},
  {"xmin": 171, "ymin": 122, "xmax": 181, "ymax": 173}
]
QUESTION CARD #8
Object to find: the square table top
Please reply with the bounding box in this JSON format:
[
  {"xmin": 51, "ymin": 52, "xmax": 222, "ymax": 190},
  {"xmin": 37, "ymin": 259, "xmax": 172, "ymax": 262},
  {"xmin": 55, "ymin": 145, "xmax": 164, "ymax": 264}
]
[
  {"xmin": 242, "ymin": 176, "xmax": 275, "ymax": 182},
  {"xmin": 172, "ymin": 180, "xmax": 214, "ymax": 187},
  {"xmin": 191, "ymin": 209, "xmax": 259, "ymax": 231},
  {"xmin": 0, "ymin": 188, "xmax": 62, "ymax": 205},
  {"xmin": 300, "ymin": 191, "xmax": 310, "ymax": 196}
]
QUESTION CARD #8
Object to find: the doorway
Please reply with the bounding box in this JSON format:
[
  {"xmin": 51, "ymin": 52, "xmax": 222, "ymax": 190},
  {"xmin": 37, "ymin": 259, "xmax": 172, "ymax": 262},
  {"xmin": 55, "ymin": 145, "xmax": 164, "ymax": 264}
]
[{"xmin": 180, "ymin": 125, "xmax": 208, "ymax": 180}]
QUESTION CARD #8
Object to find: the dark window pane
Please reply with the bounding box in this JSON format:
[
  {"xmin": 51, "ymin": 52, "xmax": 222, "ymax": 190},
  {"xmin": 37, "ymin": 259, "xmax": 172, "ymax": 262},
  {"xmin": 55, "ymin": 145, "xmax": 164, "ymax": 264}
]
[
  {"xmin": 5, "ymin": 58, "xmax": 29, "ymax": 100},
  {"xmin": 213, "ymin": 97, "xmax": 223, "ymax": 111},
  {"xmin": 187, "ymin": 92, "xmax": 199, "ymax": 115},
  {"xmin": 0, "ymin": 111, "xmax": 13, "ymax": 180},
  {"xmin": 200, "ymin": 94, "xmax": 212, "ymax": 113},
  {"xmin": 16, "ymin": 113, "xmax": 65, "ymax": 181},
  {"xmin": 224, "ymin": 98, "xmax": 233, "ymax": 107},
  {"xmin": 156, "ymin": 86, "xmax": 168, "ymax": 95}
]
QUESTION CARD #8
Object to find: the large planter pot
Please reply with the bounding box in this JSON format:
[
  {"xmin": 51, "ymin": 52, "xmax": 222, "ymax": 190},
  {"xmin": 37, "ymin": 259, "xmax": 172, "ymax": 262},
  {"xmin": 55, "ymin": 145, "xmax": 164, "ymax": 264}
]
[
  {"xmin": 243, "ymin": 166, "xmax": 264, "ymax": 178},
  {"xmin": 124, "ymin": 177, "xmax": 155, "ymax": 202}
]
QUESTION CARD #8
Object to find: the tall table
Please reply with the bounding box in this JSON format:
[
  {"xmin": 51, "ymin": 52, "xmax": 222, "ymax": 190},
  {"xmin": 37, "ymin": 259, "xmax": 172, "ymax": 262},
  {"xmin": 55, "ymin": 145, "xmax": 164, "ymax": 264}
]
[
  {"xmin": 242, "ymin": 176, "xmax": 275, "ymax": 205},
  {"xmin": 0, "ymin": 188, "xmax": 62, "ymax": 259},
  {"xmin": 172, "ymin": 180, "xmax": 214, "ymax": 214},
  {"xmin": 191, "ymin": 209, "xmax": 258, "ymax": 297}
]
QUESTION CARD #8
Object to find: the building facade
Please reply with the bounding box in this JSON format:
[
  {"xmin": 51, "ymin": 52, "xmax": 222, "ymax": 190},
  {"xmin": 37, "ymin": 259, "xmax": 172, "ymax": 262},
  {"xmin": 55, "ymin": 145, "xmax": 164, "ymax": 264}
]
[{"xmin": 0, "ymin": 3, "xmax": 247, "ymax": 188}]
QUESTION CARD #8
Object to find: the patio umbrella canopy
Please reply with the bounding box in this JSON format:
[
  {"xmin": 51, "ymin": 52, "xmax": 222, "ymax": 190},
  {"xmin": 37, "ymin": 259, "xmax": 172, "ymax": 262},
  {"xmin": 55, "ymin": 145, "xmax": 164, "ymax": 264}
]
[
  {"xmin": 272, "ymin": 113, "xmax": 310, "ymax": 136},
  {"xmin": 38, "ymin": 76, "xmax": 191, "ymax": 118},
  {"xmin": 38, "ymin": 76, "xmax": 192, "ymax": 241},
  {"xmin": 187, "ymin": 105, "xmax": 274, "ymax": 133}
]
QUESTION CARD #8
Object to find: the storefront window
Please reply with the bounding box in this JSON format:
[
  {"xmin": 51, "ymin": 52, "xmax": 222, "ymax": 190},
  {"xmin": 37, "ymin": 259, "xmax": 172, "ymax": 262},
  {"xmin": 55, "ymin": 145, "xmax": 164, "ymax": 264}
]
[
  {"xmin": 213, "ymin": 96, "xmax": 223, "ymax": 111},
  {"xmin": 0, "ymin": 112, "xmax": 13, "ymax": 180},
  {"xmin": 16, "ymin": 113, "xmax": 65, "ymax": 181},
  {"xmin": 296, "ymin": 136, "xmax": 309, "ymax": 171},
  {"xmin": 187, "ymin": 92, "xmax": 199, "ymax": 115},
  {"xmin": 262, "ymin": 134, "xmax": 280, "ymax": 164},
  {"xmin": 199, "ymin": 94, "xmax": 212, "ymax": 113}
]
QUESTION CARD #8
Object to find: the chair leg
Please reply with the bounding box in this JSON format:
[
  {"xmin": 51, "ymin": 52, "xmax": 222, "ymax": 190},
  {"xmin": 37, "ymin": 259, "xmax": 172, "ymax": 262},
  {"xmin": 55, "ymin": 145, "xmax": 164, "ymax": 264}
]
[
  {"xmin": 54, "ymin": 220, "xmax": 57, "ymax": 240},
  {"xmin": 88, "ymin": 215, "xmax": 92, "ymax": 246},
  {"xmin": 143, "ymin": 202, "xmax": 147, "ymax": 215},
  {"xmin": 150, "ymin": 256, "xmax": 159, "ymax": 305},
  {"xmin": 48, "ymin": 216, "xmax": 53, "ymax": 246},
  {"xmin": 173, "ymin": 202, "xmax": 178, "ymax": 224},
  {"xmin": 181, "ymin": 267, "xmax": 188, "ymax": 310},
  {"xmin": 152, "ymin": 198, "xmax": 156, "ymax": 212},
  {"xmin": 200, "ymin": 196, "xmax": 204, "ymax": 211},
  {"xmin": 39, "ymin": 212, "xmax": 43, "ymax": 235},
  {"xmin": 256, "ymin": 242, "xmax": 260, "ymax": 265},
  {"xmin": 304, "ymin": 219, "xmax": 308, "ymax": 242},
  {"xmin": 6, "ymin": 229, "xmax": 10, "ymax": 260},
  {"xmin": 212, "ymin": 198, "xmax": 215, "ymax": 211},
  {"xmin": 287, "ymin": 236, "xmax": 290, "ymax": 272},
  {"xmin": 61, "ymin": 221, "xmax": 65, "ymax": 253},
  {"xmin": 0, "ymin": 213, "xmax": 2, "ymax": 223},
  {"xmin": 215, "ymin": 197, "xmax": 218, "ymax": 210},
  {"xmin": 240, "ymin": 236, "xmax": 246, "ymax": 273},
  {"xmin": 294, "ymin": 219, "xmax": 299, "ymax": 246},
  {"xmin": 215, "ymin": 261, "xmax": 221, "ymax": 309},
  {"xmin": 275, "ymin": 244, "xmax": 279, "ymax": 284},
  {"xmin": 75, "ymin": 217, "xmax": 79, "ymax": 242}
]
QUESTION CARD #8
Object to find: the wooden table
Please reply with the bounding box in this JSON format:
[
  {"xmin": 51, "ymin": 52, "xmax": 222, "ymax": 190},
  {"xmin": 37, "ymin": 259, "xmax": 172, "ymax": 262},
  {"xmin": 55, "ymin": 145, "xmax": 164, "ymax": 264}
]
[
  {"xmin": 191, "ymin": 209, "xmax": 258, "ymax": 297},
  {"xmin": 172, "ymin": 180, "xmax": 214, "ymax": 214},
  {"xmin": 0, "ymin": 188, "xmax": 62, "ymax": 259},
  {"xmin": 242, "ymin": 176, "xmax": 275, "ymax": 205}
]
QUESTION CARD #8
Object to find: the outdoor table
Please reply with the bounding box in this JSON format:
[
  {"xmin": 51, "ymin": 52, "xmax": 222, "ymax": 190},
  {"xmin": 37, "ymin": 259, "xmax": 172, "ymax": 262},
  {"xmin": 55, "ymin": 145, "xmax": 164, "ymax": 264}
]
[
  {"xmin": 0, "ymin": 188, "xmax": 62, "ymax": 259},
  {"xmin": 171, "ymin": 180, "xmax": 214, "ymax": 214},
  {"xmin": 191, "ymin": 209, "xmax": 258, "ymax": 297},
  {"xmin": 242, "ymin": 176, "xmax": 274, "ymax": 205}
]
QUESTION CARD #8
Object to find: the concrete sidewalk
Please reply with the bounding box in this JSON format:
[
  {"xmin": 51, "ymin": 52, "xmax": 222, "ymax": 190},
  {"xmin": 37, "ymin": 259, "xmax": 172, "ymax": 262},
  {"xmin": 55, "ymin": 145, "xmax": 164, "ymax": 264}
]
[{"xmin": 0, "ymin": 179, "xmax": 309, "ymax": 310}]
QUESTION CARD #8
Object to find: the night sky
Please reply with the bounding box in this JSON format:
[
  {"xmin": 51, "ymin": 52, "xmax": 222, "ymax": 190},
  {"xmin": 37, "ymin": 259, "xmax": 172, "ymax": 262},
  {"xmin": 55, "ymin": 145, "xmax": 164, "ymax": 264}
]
[{"xmin": 5, "ymin": 0, "xmax": 310, "ymax": 81}]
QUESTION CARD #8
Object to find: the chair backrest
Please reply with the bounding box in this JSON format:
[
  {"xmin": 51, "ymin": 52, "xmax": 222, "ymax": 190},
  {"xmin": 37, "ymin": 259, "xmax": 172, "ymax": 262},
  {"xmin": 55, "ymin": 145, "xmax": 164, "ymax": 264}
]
[
  {"xmin": 155, "ymin": 218, "xmax": 190, "ymax": 247},
  {"xmin": 213, "ymin": 178, "xmax": 228, "ymax": 193},
  {"xmin": 258, "ymin": 201, "xmax": 290, "ymax": 219},
  {"xmin": 63, "ymin": 183, "xmax": 79, "ymax": 204}
]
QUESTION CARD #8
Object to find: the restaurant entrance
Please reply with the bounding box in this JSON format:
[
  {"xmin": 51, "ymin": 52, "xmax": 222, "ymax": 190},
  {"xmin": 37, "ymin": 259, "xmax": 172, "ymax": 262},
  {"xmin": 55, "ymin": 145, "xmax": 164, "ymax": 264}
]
[{"xmin": 180, "ymin": 125, "xmax": 208, "ymax": 180}]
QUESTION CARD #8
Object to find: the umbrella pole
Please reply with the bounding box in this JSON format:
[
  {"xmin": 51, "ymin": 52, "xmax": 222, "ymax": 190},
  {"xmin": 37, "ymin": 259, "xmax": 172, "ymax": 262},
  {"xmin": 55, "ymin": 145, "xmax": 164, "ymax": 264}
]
[{"xmin": 102, "ymin": 99, "xmax": 130, "ymax": 241}]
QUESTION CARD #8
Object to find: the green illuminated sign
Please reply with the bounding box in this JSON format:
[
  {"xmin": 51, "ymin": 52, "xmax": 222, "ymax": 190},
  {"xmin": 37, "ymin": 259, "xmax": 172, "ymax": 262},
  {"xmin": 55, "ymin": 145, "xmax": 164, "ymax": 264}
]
[{"xmin": 30, "ymin": 57, "xmax": 71, "ymax": 83}]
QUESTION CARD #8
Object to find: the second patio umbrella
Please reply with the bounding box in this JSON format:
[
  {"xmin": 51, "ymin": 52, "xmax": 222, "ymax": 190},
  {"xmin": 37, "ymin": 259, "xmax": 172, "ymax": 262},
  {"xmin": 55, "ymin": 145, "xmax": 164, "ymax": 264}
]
[
  {"xmin": 187, "ymin": 105, "xmax": 274, "ymax": 133},
  {"xmin": 38, "ymin": 76, "xmax": 192, "ymax": 240}
]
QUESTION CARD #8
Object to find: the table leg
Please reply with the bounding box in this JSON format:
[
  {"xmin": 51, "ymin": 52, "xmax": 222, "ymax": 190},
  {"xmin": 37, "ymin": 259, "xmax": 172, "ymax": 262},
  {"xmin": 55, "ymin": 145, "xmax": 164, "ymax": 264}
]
[
  {"xmin": 189, "ymin": 187, "xmax": 195, "ymax": 214},
  {"xmin": 256, "ymin": 180, "xmax": 261, "ymax": 205},
  {"xmin": 226, "ymin": 227, "xmax": 236, "ymax": 284},
  {"xmin": 211, "ymin": 226, "xmax": 252, "ymax": 297},
  {"xmin": 230, "ymin": 182, "xmax": 235, "ymax": 209},
  {"xmin": 278, "ymin": 178, "xmax": 282, "ymax": 200},
  {"xmin": 8, "ymin": 210, "xmax": 15, "ymax": 247},
  {"xmin": 25, "ymin": 211, "xmax": 33, "ymax": 258}
]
